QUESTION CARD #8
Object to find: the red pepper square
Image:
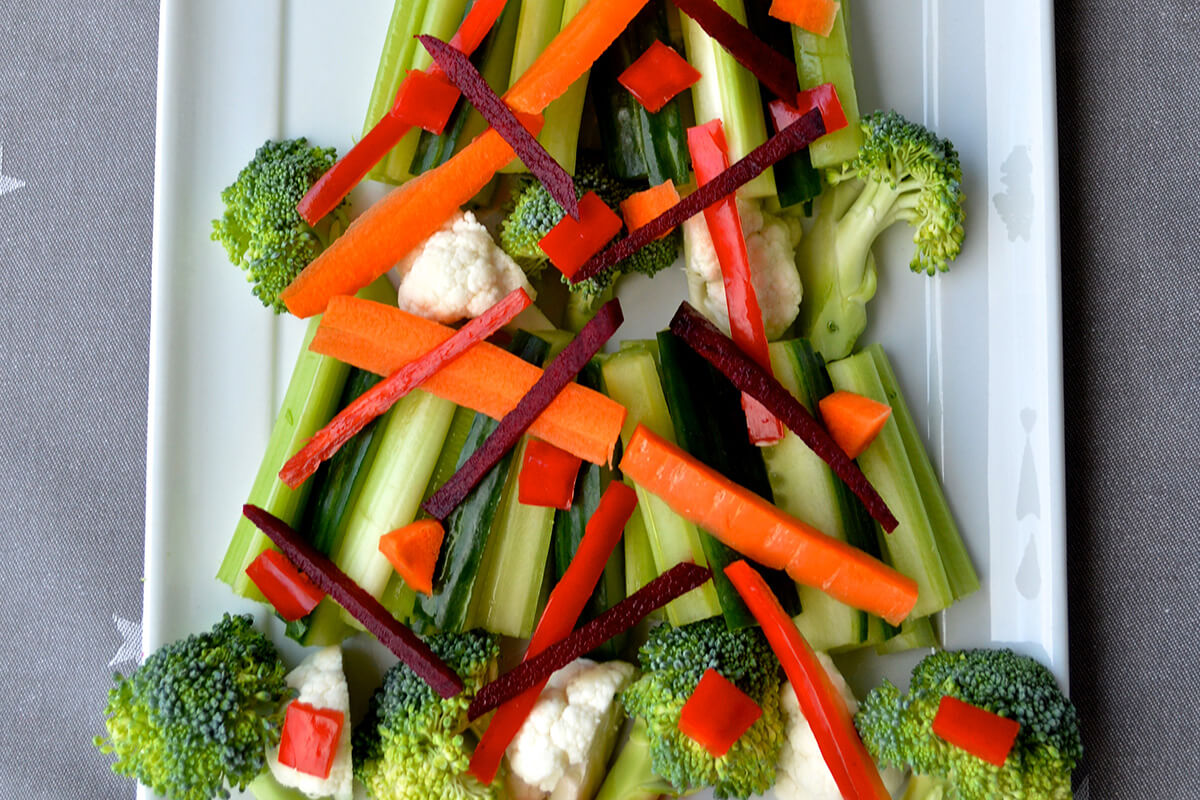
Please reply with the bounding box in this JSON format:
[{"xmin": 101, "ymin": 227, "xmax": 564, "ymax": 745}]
[
  {"xmin": 677, "ymin": 669, "xmax": 763, "ymax": 757},
  {"xmin": 932, "ymin": 696, "xmax": 1021, "ymax": 767},
  {"xmin": 390, "ymin": 69, "xmax": 461, "ymax": 135},
  {"xmin": 768, "ymin": 83, "xmax": 848, "ymax": 138},
  {"xmin": 519, "ymin": 439, "xmax": 583, "ymax": 510},
  {"xmin": 618, "ymin": 40, "xmax": 702, "ymax": 113},
  {"xmin": 537, "ymin": 191, "xmax": 623, "ymax": 280},
  {"xmin": 245, "ymin": 549, "xmax": 325, "ymax": 622},
  {"xmin": 278, "ymin": 701, "xmax": 345, "ymax": 779}
]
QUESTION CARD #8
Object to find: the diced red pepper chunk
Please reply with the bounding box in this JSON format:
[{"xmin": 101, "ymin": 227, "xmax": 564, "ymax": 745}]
[
  {"xmin": 618, "ymin": 40, "xmax": 702, "ymax": 113},
  {"xmin": 390, "ymin": 69, "xmax": 461, "ymax": 135},
  {"xmin": 932, "ymin": 696, "xmax": 1021, "ymax": 767},
  {"xmin": 519, "ymin": 439, "xmax": 583, "ymax": 510},
  {"xmin": 278, "ymin": 701, "xmax": 345, "ymax": 779},
  {"xmin": 538, "ymin": 191, "xmax": 624, "ymax": 279},
  {"xmin": 245, "ymin": 549, "xmax": 325, "ymax": 621},
  {"xmin": 769, "ymin": 0, "xmax": 841, "ymax": 38},
  {"xmin": 769, "ymin": 83, "xmax": 848, "ymax": 139},
  {"xmin": 678, "ymin": 668, "xmax": 763, "ymax": 757}
]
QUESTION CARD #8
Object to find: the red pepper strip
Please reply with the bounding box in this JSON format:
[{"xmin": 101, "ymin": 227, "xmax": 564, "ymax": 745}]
[
  {"xmin": 769, "ymin": 83, "xmax": 848, "ymax": 138},
  {"xmin": 422, "ymin": 299, "xmax": 624, "ymax": 521},
  {"xmin": 618, "ymin": 40, "xmax": 702, "ymax": 113},
  {"xmin": 467, "ymin": 562, "xmax": 712, "ymax": 721},
  {"xmin": 278, "ymin": 701, "xmax": 345, "ymax": 780},
  {"xmin": 280, "ymin": 287, "xmax": 532, "ymax": 488},
  {"xmin": 420, "ymin": 34, "xmax": 580, "ymax": 221},
  {"xmin": 570, "ymin": 108, "xmax": 826, "ymax": 285},
  {"xmin": 295, "ymin": 0, "xmax": 510, "ymax": 226},
  {"xmin": 537, "ymin": 191, "xmax": 625, "ymax": 279},
  {"xmin": 677, "ymin": 668, "xmax": 763, "ymax": 757},
  {"xmin": 669, "ymin": 302, "xmax": 898, "ymax": 532},
  {"xmin": 242, "ymin": 504, "xmax": 464, "ymax": 698},
  {"xmin": 469, "ymin": 482, "xmax": 638, "ymax": 783},
  {"xmin": 932, "ymin": 696, "xmax": 1021, "ymax": 767},
  {"xmin": 518, "ymin": 439, "xmax": 584, "ymax": 510},
  {"xmin": 244, "ymin": 549, "xmax": 325, "ymax": 622},
  {"xmin": 390, "ymin": 69, "xmax": 462, "ymax": 135},
  {"xmin": 724, "ymin": 560, "xmax": 890, "ymax": 800},
  {"xmin": 686, "ymin": 119, "xmax": 784, "ymax": 445},
  {"xmin": 672, "ymin": 0, "xmax": 800, "ymax": 101}
]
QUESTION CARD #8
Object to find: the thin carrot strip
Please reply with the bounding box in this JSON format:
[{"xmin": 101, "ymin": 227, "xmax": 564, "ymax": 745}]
[
  {"xmin": 308, "ymin": 297, "xmax": 626, "ymax": 466},
  {"xmin": 620, "ymin": 424, "xmax": 918, "ymax": 625}
]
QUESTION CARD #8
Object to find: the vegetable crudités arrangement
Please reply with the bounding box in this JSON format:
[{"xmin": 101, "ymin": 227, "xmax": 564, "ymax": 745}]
[{"xmin": 98, "ymin": 1, "xmax": 1080, "ymax": 798}]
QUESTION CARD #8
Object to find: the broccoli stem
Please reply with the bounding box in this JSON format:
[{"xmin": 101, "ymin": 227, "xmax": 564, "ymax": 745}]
[
  {"xmin": 594, "ymin": 719, "xmax": 666, "ymax": 800},
  {"xmin": 565, "ymin": 278, "xmax": 616, "ymax": 333},
  {"xmin": 901, "ymin": 772, "xmax": 952, "ymax": 800}
]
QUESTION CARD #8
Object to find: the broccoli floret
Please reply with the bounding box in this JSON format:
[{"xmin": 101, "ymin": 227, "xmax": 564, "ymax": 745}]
[
  {"xmin": 609, "ymin": 618, "xmax": 786, "ymax": 799},
  {"xmin": 211, "ymin": 138, "xmax": 346, "ymax": 313},
  {"xmin": 94, "ymin": 613, "xmax": 292, "ymax": 800},
  {"xmin": 856, "ymin": 648, "xmax": 1082, "ymax": 799},
  {"xmin": 353, "ymin": 630, "xmax": 505, "ymax": 800},
  {"xmin": 499, "ymin": 163, "xmax": 681, "ymax": 328},
  {"xmin": 796, "ymin": 110, "xmax": 965, "ymax": 360}
]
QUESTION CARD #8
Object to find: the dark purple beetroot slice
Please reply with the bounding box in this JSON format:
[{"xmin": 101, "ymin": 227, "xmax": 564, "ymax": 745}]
[
  {"xmin": 672, "ymin": 0, "xmax": 799, "ymax": 101},
  {"xmin": 667, "ymin": 303, "xmax": 899, "ymax": 532},
  {"xmin": 570, "ymin": 109, "xmax": 824, "ymax": 284},
  {"xmin": 420, "ymin": 34, "xmax": 580, "ymax": 220},
  {"xmin": 241, "ymin": 504, "xmax": 464, "ymax": 698},
  {"xmin": 467, "ymin": 562, "xmax": 712, "ymax": 720},
  {"xmin": 422, "ymin": 300, "xmax": 624, "ymax": 521}
]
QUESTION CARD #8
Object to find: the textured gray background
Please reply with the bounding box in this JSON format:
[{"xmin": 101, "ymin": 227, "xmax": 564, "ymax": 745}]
[{"xmin": 0, "ymin": 1, "xmax": 1195, "ymax": 798}]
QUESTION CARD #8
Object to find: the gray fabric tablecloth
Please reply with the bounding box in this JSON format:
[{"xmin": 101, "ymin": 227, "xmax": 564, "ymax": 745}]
[{"xmin": 0, "ymin": 1, "xmax": 1195, "ymax": 798}]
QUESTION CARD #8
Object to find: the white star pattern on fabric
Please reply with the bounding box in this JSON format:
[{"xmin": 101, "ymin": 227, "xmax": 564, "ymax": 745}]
[
  {"xmin": 109, "ymin": 614, "xmax": 143, "ymax": 668},
  {"xmin": 0, "ymin": 146, "xmax": 26, "ymax": 198}
]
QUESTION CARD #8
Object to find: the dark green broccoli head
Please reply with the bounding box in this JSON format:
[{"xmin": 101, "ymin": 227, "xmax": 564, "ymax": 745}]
[
  {"xmin": 354, "ymin": 629, "xmax": 502, "ymax": 800},
  {"xmin": 856, "ymin": 648, "xmax": 1082, "ymax": 799},
  {"xmin": 620, "ymin": 618, "xmax": 785, "ymax": 799},
  {"xmin": 94, "ymin": 613, "xmax": 291, "ymax": 800},
  {"xmin": 211, "ymin": 138, "xmax": 345, "ymax": 313}
]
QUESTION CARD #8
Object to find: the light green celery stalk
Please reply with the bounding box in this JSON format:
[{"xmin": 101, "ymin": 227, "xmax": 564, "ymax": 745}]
[
  {"xmin": 876, "ymin": 615, "xmax": 939, "ymax": 655},
  {"xmin": 453, "ymin": 0, "xmax": 524, "ymax": 154},
  {"xmin": 622, "ymin": 498, "xmax": 658, "ymax": 597},
  {"xmin": 535, "ymin": 0, "xmax": 592, "ymax": 175},
  {"xmin": 363, "ymin": 0, "xmax": 430, "ymax": 184},
  {"xmin": 791, "ymin": 0, "xmax": 865, "ymax": 167},
  {"xmin": 681, "ymin": 0, "xmax": 775, "ymax": 197},
  {"xmin": 500, "ymin": 0, "xmax": 567, "ymax": 173}
]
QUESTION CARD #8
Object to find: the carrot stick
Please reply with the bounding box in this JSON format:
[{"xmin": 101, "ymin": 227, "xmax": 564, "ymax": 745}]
[
  {"xmin": 620, "ymin": 424, "xmax": 918, "ymax": 625},
  {"xmin": 308, "ymin": 297, "xmax": 626, "ymax": 466},
  {"xmin": 817, "ymin": 390, "xmax": 892, "ymax": 460},
  {"xmin": 279, "ymin": 288, "xmax": 531, "ymax": 488},
  {"xmin": 378, "ymin": 519, "xmax": 445, "ymax": 596},
  {"xmin": 619, "ymin": 180, "xmax": 681, "ymax": 237}
]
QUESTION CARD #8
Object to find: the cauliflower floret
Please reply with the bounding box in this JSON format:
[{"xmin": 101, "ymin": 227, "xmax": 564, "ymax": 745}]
[
  {"xmin": 506, "ymin": 659, "xmax": 637, "ymax": 800},
  {"xmin": 776, "ymin": 652, "xmax": 905, "ymax": 800},
  {"xmin": 266, "ymin": 646, "xmax": 352, "ymax": 800},
  {"xmin": 683, "ymin": 197, "xmax": 803, "ymax": 340},
  {"xmin": 391, "ymin": 209, "xmax": 535, "ymax": 323}
]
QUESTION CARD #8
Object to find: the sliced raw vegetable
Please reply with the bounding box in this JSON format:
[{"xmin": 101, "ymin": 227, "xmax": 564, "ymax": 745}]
[
  {"xmin": 818, "ymin": 389, "xmax": 891, "ymax": 459},
  {"xmin": 241, "ymin": 504, "xmax": 463, "ymax": 698},
  {"xmin": 467, "ymin": 562, "xmax": 713, "ymax": 720},
  {"xmin": 310, "ymin": 296, "xmax": 625, "ymax": 466},
  {"xmin": 790, "ymin": 0, "xmax": 863, "ymax": 167},
  {"xmin": 529, "ymin": 0, "xmax": 593, "ymax": 175},
  {"xmin": 277, "ymin": 702, "xmax": 344, "ymax": 779},
  {"xmin": 672, "ymin": 0, "xmax": 800, "ymax": 100},
  {"xmin": 280, "ymin": 287, "xmax": 531, "ymax": 488},
  {"xmin": 571, "ymin": 108, "xmax": 825, "ymax": 284},
  {"xmin": 244, "ymin": 550, "xmax": 325, "ymax": 622},
  {"xmin": 518, "ymin": 438, "xmax": 582, "ymax": 510},
  {"xmin": 932, "ymin": 696, "xmax": 1021, "ymax": 767},
  {"xmin": 677, "ymin": 668, "xmax": 763, "ymax": 757},
  {"xmin": 390, "ymin": 69, "xmax": 460, "ymax": 135},
  {"xmin": 619, "ymin": 180, "xmax": 680, "ymax": 235},
  {"xmin": 669, "ymin": 302, "xmax": 898, "ymax": 531},
  {"xmin": 769, "ymin": 82, "xmax": 849, "ymax": 138},
  {"xmin": 468, "ymin": 482, "xmax": 638, "ymax": 783},
  {"xmin": 771, "ymin": 0, "xmax": 841, "ymax": 38},
  {"xmin": 378, "ymin": 519, "xmax": 444, "ymax": 596},
  {"xmin": 423, "ymin": 299, "xmax": 624, "ymax": 520},
  {"xmin": 622, "ymin": 499, "xmax": 658, "ymax": 597},
  {"xmin": 874, "ymin": 615, "xmax": 937, "ymax": 655},
  {"xmin": 724, "ymin": 559, "xmax": 890, "ymax": 800},
  {"xmin": 621, "ymin": 424, "xmax": 917, "ymax": 625},
  {"xmin": 538, "ymin": 191, "xmax": 625, "ymax": 279},
  {"xmin": 618, "ymin": 41, "xmax": 702, "ymax": 113}
]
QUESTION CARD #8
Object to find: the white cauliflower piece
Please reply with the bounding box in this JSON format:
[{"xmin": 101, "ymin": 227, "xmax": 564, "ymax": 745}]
[
  {"xmin": 683, "ymin": 197, "xmax": 803, "ymax": 340},
  {"xmin": 506, "ymin": 658, "xmax": 637, "ymax": 800},
  {"xmin": 391, "ymin": 209, "xmax": 534, "ymax": 323},
  {"xmin": 266, "ymin": 646, "xmax": 352, "ymax": 800}
]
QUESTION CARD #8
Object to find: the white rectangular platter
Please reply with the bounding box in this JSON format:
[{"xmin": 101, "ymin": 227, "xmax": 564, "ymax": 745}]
[{"xmin": 144, "ymin": 0, "xmax": 1065, "ymax": 797}]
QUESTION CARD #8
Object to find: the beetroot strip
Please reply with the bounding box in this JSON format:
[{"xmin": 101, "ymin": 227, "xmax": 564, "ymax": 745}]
[
  {"xmin": 570, "ymin": 109, "xmax": 824, "ymax": 284},
  {"xmin": 280, "ymin": 288, "xmax": 532, "ymax": 488},
  {"xmin": 672, "ymin": 0, "xmax": 799, "ymax": 101},
  {"xmin": 419, "ymin": 34, "xmax": 580, "ymax": 220},
  {"xmin": 241, "ymin": 504, "xmax": 464, "ymax": 698},
  {"xmin": 467, "ymin": 562, "xmax": 712, "ymax": 720},
  {"xmin": 422, "ymin": 299, "xmax": 624, "ymax": 521},
  {"xmin": 667, "ymin": 303, "xmax": 898, "ymax": 532}
]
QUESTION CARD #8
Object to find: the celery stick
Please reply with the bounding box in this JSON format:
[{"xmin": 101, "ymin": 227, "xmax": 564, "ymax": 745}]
[
  {"xmin": 622, "ymin": 496, "xmax": 658, "ymax": 596},
  {"xmin": 364, "ymin": 0, "xmax": 431, "ymax": 184},
  {"xmin": 536, "ymin": 0, "xmax": 591, "ymax": 174},
  {"xmin": 791, "ymin": 0, "xmax": 865, "ymax": 167},
  {"xmin": 500, "ymin": 0, "xmax": 567, "ymax": 173},
  {"xmin": 876, "ymin": 615, "xmax": 939, "ymax": 655}
]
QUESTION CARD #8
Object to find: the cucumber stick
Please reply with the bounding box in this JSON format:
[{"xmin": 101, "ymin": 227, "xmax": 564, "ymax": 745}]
[
  {"xmin": 875, "ymin": 615, "xmax": 938, "ymax": 655},
  {"xmin": 601, "ymin": 346, "xmax": 721, "ymax": 626},
  {"xmin": 826, "ymin": 351, "xmax": 954, "ymax": 618},
  {"xmin": 791, "ymin": 0, "xmax": 865, "ymax": 168}
]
